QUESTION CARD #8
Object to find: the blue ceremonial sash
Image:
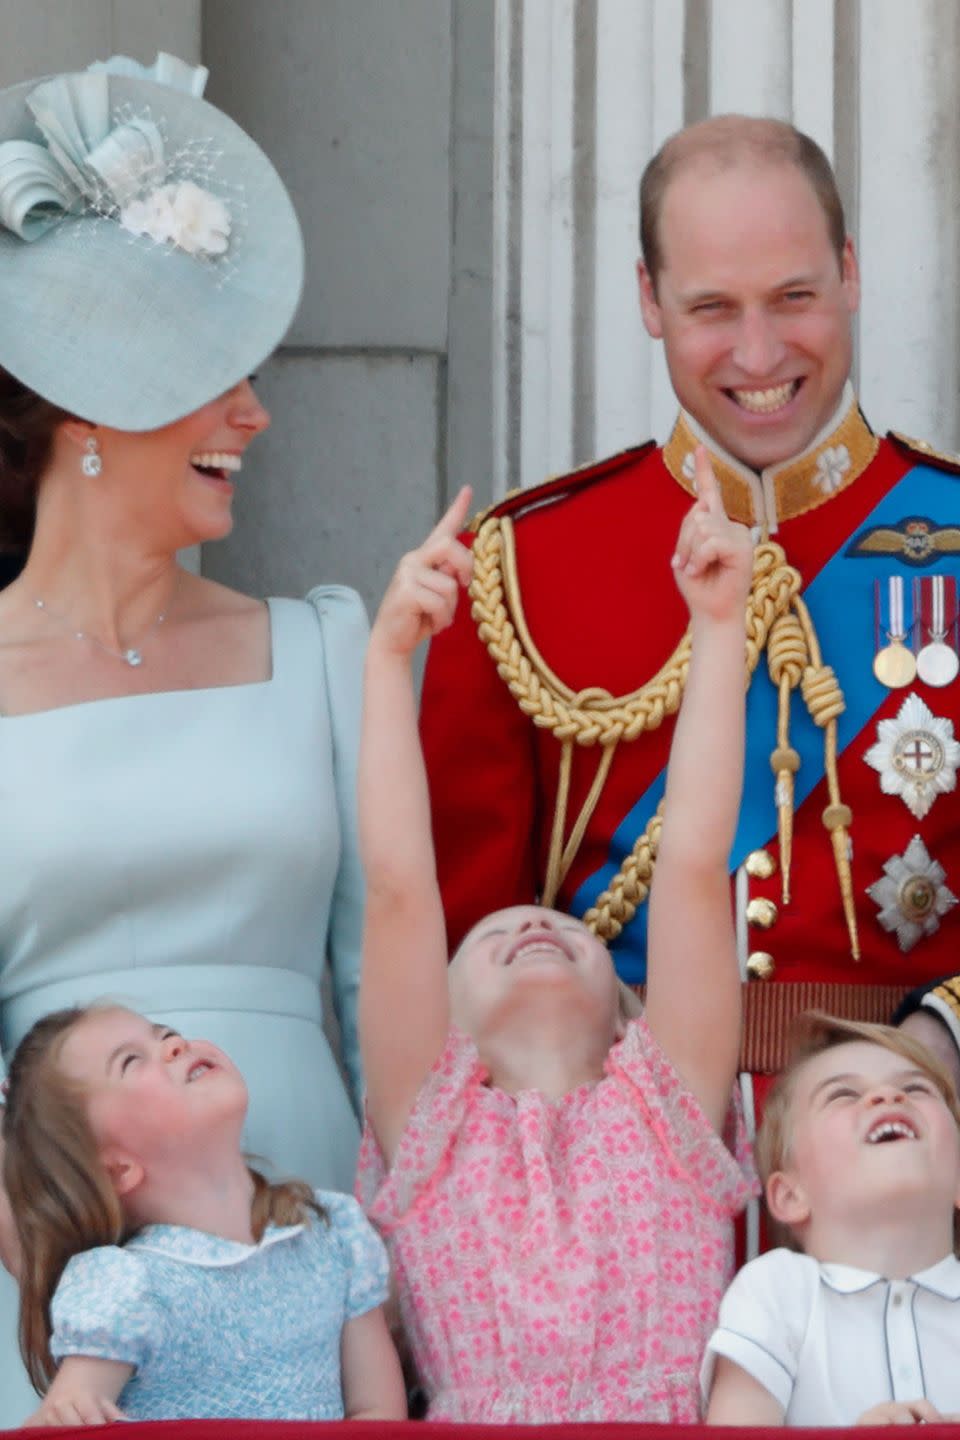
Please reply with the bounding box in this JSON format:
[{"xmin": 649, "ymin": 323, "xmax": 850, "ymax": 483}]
[{"xmin": 572, "ymin": 463, "xmax": 960, "ymax": 981}]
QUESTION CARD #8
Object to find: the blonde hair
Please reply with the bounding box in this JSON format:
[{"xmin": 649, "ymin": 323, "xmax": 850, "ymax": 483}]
[
  {"xmin": 757, "ymin": 1011, "xmax": 960, "ymax": 1249},
  {"xmin": 2, "ymin": 1006, "xmax": 326, "ymax": 1393}
]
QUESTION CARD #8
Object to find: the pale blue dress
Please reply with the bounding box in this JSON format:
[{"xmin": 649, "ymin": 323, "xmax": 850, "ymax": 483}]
[
  {"xmin": 0, "ymin": 587, "xmax": 367, "ymax": 1426},
  {"xmin": 49, "ymin": 1191, "xmax": 388, "ymax": 1419}
]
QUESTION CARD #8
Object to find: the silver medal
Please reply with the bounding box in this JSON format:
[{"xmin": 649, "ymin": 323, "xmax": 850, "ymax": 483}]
[
  {"xmin": 916, "ymin": 641, "xmax": 960, "ymax": 687},
  {"xmin": 915, "ymin": 576, "xmax": 959, "ymax": 687}
]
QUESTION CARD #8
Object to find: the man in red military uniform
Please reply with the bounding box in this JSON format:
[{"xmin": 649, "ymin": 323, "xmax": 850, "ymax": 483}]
[{"xmin": 421, "ymin": 116, "xmax": 960, "ymax": 1079}]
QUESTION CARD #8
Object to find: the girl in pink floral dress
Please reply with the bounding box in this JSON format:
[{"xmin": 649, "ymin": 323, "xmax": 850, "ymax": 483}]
[{"xmin": 357, "ymin": 452, "xmax": 758, "ymax": 1424}]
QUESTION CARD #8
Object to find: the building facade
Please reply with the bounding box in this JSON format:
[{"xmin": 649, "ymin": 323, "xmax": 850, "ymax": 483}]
[{"xmin": 2, "ymin": 1, "xmax": 959, "ymax": 610}]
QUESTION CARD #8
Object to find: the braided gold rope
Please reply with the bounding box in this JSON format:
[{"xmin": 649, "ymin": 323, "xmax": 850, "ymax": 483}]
[
  {"xmin": 470, "ymin": 511, "xmax": 860, "ymax": 957},
  {"xmin": 470, "ymin": 516, "xmax": 799, "ymax": 744}
]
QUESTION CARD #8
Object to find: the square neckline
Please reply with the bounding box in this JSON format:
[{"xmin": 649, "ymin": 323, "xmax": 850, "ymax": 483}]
[{"xmin": 0, "ymin": 596, "xmax": 278, "ymax": 721}]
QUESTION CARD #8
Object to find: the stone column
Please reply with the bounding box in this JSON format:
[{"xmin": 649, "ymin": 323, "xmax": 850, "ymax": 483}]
[
  {"xmin": 0, "ymin": 0, "xmax": 201, "ymax": 83},
  {"xmin": 492, "ymin": 0, "xmax": 960, "ymax": 496}
]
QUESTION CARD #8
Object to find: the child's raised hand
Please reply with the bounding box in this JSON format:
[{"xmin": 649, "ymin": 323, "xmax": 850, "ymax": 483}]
[
  {"xmin": 671, "ymin": 446, "xmax": 753, "ymax": 624},
  {"xmin": 371, "ymin": 486, "xmax": 474, "ymax": 657}
]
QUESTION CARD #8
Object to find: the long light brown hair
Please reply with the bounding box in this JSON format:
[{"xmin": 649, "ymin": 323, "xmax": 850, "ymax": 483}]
[{"xmin": 2, "ymin": 1006, "xmax": 326, "ymax": 1393}]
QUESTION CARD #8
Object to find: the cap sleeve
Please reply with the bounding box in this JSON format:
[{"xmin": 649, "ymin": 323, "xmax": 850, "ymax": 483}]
[
  {"xmin": 50, "ymin": 1246, "xmax": 164, "ymax": 1371},
  {"xmin": 305, "ymin": 584, "xmax": 369, "ymax": 1112},
  {"xmin": 356, "ymin": 1026, "xmax": 484, "ymax": 1231},
  {"xmin": 701, "ymin": 1248, "xmax": 815, "ymax": 1412},
  {"xmin": 315, "ymin": 1189, "xmax": 389, "ymax": 1319},
  {"xmin": 607, "ymin": 1016, "xmax": 758, "ymax": 1217}
]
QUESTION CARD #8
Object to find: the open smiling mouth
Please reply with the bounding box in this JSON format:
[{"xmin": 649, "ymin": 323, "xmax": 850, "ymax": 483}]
[
  {"xmin": 865, "ymin": 1119, "xmax": 918, "ymax": 1144},
  {"xmin": 725, "ymin": 379, "xmax": 803, "ymax": 415},
  {"xmin": 504, "ymin": 938, "xmax": 575, "ymax": 966},
  {"xmin": 187, "ymin": 1060, "xmax": 215, "ymax": 1083},
  {"xmin": 190, "ymin": 452, "xmax": 243, "ymax": 482}
]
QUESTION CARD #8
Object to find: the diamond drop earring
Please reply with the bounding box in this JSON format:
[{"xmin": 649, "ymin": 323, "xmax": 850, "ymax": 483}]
[{"xmin": 81, "ymin": 435, "xmax": 102, "ymax": 477}]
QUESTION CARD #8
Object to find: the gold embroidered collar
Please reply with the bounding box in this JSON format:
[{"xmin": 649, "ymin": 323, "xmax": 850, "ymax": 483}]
[{"xmin": 662, "ymin": 384, "xmax": 879, "ymax": 534}]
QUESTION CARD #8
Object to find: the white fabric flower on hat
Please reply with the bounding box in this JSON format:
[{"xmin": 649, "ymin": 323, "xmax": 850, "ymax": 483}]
[{"xmin": 120, "ymin": 180, "xmax": 230, "ymax": 258}]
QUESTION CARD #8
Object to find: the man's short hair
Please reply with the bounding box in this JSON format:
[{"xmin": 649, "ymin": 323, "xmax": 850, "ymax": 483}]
[{"xmin": 639, "ymin": 115, "xmax": 847, "ymax": 292}]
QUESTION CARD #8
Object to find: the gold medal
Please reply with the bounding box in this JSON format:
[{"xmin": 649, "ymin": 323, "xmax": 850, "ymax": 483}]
[
  {"xmin": 873, "ymin": 576, "xmax": 916, "ymax": 688},
  {"xmin": 873, "ymin": 640, "xmax": 917, "ymax": 688}
]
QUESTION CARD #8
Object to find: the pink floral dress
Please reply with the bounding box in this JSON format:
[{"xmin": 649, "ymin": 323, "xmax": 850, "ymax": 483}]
[{"xmin": 357, "ymin": 1017, "xmax": 757, "ymax": 1424}]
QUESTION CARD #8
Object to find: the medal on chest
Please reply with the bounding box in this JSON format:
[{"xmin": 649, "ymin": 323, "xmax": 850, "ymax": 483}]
[
  {"xmin": 867, "ymin": 835, "xmax": 957, "ymax": 953},
  {"xmin": 915, "ymin": 575, "xmax": 960, "ymax": 687},
  {"xmin": 864, "ymin": 691, "xmax": 960, "ymax": 820},
  {"xmin": 873, "ymin": 576, "xmax": 917, "ymax": 688}
]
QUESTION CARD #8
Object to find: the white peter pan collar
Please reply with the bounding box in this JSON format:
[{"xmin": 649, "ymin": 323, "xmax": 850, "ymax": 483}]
[
  {"xmin": 819, "ymin": 1253, "xmax": 960, "ymax": 1299},
  {"xmin": 126, "ymin": 1220, "xmax": 305, "ymax": 1269}
]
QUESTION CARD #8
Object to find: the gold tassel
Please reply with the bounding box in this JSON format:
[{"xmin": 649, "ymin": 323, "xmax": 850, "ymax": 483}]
[
  {"xmin": 796, "ymin": 594, "xmax": 860, "ymax": 961},
  {"xmin": 766, "ymin": 613, "xmax": 806, "ymax": 904}
]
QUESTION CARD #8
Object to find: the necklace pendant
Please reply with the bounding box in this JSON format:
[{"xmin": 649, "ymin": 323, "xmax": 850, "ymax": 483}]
[{"xmin": 124, "ymin": 649, "xmax": 143, "ymax": 667}]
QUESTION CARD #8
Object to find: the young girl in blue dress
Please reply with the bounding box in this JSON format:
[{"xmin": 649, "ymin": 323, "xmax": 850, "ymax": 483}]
[{"xmin": 3, "ymin": 1005, "xmax": 405, "ymax": 1426}]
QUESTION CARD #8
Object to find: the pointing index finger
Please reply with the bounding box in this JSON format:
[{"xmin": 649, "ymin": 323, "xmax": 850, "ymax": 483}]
[
  {"xmin": 693, "ymin": 445, "xmax": 725, "ymax": 516},
  {"xmin": 429, "ymin": 485, "xmax": 474, "ymax": 544}
]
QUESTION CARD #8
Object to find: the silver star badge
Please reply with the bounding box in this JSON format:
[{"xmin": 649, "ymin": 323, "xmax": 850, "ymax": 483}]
[
  {"xmin": 864, "ymin": 692, "xmax": 960, "ymax": 820},
  {"xmin": 867, "ymin": 835, "xmax": 957, "ymax": 953}
]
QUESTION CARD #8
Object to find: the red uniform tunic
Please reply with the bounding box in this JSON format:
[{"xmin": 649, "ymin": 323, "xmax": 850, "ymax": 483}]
[{"xmin": 421, "ymin": 398, "xmax": 960, "ymax": 1062}]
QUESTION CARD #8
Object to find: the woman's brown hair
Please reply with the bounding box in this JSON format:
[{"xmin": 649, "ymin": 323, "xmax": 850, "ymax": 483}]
[
  {"xmin": 0, "ymin": 367, "xmax": 70, "ymax": 550},
  {"xmin": 2, "ymin": 1005, "xmax": 326, "ymax": 1393}
]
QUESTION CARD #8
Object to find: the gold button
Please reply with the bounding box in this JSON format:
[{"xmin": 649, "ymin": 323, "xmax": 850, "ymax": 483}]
[
  {"xmin": 745, "ymin": 849, "xmax": 778, "ymax": 880},
  {"xmin": 746, "ymin": 897, "xmax": 779, "ymax": 928},
  {"xmin": 747, "ymin": 951, "xmax": 776, "ymax": 980}
]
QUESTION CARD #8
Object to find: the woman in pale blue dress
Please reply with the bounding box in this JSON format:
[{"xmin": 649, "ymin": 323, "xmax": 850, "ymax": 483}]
[{"xmin": 0, "ymin": 54, "xmax": 366, "ymax": 1423}]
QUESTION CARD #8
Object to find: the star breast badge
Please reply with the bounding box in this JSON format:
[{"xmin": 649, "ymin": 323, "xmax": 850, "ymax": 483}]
[
  {"xmin": 864, "ymin": 692, "xmax": 960, "ymax": 819},
  {"xmin": 867, "ymin": 835, "xmax": 957, "ymax": 953}
]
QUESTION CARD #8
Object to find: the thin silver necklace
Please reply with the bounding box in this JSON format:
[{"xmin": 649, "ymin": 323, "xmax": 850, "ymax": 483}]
[{"xmin": 33, "ymin": 597, "xmax": 166, "ymax": 667}]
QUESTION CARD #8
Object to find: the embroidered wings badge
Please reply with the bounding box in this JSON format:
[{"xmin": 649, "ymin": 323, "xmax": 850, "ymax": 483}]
[{"xmin": 847, "ymin": 517, "xmax": 960, "ymax": 567}]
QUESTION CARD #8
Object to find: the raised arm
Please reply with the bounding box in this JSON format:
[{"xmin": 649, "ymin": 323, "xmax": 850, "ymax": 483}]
[
  {"xmin": 421, "ymin": 566, "xmax": 542, "ymax": 951},
  {"xmin": 359, "ymin": 489, "xmax": 474, "ymax": 1162},
  {"xmin": 644, "ymin": 447, "xmax": 753, "ymax": 1132}
]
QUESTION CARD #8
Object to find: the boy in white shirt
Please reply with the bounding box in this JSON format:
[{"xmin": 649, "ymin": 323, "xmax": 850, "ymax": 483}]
[{"xmin": 703, "ymin": 1012, "xmax": 960, "ymax": 1427}]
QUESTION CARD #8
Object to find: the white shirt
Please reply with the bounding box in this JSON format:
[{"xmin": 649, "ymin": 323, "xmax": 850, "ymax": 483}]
[{"xmin": 702, "ymin": 1247, "xmax": 960, "ymax": 1426}]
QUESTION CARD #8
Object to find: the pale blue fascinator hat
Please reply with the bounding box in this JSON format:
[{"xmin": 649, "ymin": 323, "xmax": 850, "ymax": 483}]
[{"xmin": 0, "ymin": 52, "xmax": 303, "ymax": 430}]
